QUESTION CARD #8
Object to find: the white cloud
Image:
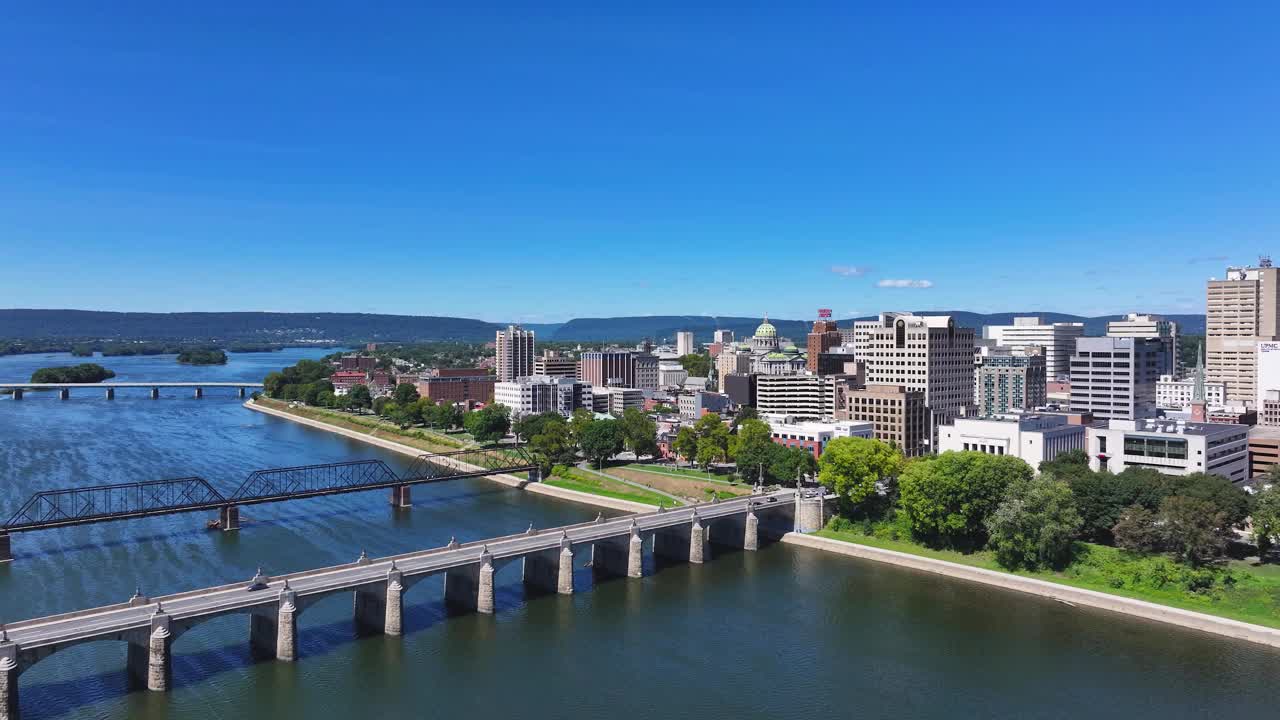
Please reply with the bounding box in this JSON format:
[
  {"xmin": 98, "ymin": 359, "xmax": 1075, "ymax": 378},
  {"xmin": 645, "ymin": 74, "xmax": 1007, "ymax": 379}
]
[
  {"xmin": 830, "ymin": 265, "xmax": 869, "ymax": 277},
  {"xmin": 876, "ymin": 279, "xmax": 933, "ymax": 289}
]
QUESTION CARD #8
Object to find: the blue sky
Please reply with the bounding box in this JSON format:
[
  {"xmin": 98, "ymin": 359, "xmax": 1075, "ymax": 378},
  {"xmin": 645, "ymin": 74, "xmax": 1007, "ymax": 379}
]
[{"xmin": 2, "ymin": 3, "xmax": 1276, "ymax": 323}]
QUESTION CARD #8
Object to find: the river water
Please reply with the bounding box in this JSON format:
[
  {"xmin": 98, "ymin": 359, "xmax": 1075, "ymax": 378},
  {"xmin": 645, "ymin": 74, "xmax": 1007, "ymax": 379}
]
[{"xmin": 0, "ymin": 349, "xmax": 1276, "ymax": 719}]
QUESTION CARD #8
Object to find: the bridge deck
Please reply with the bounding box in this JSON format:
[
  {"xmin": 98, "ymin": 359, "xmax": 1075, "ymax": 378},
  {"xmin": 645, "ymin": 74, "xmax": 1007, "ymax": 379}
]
[
  {"xmin": 0, "ymin": 382, "xmax": 263, "ymax": 388},
  {"xmin": 2, "ymin": 490, "xmax": 793, "ymax": 650}
]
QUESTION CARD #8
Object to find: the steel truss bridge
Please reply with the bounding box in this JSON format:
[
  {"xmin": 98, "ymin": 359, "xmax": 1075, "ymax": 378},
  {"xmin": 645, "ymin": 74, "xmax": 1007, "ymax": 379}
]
[{"xmin": 0, "ymin": 447, "xmax": 536, "ymax": 551}]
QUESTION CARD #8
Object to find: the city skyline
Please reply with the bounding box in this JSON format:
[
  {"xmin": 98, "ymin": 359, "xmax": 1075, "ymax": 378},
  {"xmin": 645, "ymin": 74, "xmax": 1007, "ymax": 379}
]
[{"xmin": 3, "ymin": 4, "xmax": 1277, "ymax": 321}]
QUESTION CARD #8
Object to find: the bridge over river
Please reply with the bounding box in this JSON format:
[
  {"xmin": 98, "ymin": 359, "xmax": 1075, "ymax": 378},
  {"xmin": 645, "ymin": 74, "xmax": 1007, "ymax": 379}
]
[
  {"xmin": 0, "ymin": 488, "xmax": 824, "ymax": 720},
  {"xmin": 0, "ymin": 448, "xmax": 538, "ymax": 562},
  {"xmin": 0, "ymin": 382, "xmax": 263, "ymax": 400}
]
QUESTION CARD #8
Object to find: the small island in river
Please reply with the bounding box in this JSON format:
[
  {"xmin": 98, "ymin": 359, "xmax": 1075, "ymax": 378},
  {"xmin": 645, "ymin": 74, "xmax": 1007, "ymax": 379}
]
[
  {"xmin": 30, "ymin": 363, "xmax": 117, "ymax": 383},
  {"xmin": 177, "ymin": 348, "xmax": 228, "ymax": 365}
]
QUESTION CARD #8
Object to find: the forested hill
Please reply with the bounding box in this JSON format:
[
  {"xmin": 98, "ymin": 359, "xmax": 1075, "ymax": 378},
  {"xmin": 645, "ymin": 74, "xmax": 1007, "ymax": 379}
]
[
  {"xmin": 0, "ymin": 309, "xmax": 1205, "ymax": 344},
  {"xmin": 0, "ymin": 310, "xmax": 504, "ymax": 342}
]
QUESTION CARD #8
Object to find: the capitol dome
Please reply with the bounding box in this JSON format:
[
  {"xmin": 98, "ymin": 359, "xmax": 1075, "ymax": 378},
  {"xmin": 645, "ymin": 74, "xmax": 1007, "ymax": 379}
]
[{"xmin": 754, "ymin": 315, "xmax": 777, "ymax": 338}]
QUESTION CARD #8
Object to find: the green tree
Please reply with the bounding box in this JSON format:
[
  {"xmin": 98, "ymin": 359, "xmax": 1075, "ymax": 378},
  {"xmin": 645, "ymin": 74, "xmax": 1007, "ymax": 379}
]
[
  {"xmin": 387, "ymin": 402, "xmax": 418, "ymax": 429},
  {"xmin": 570, "ymin": 408, "xmax": 595, "ymax": 447},
  {"xmin": 772, "ymin": 446, "xmax": 818, "ymax": 486},
  {"xmin": 692, "ymin": 413, "xmax": 730, "ymax": 460},
  {"xmin": 678, "ymin": 353, "xmax": 711, "ymax": 378},
  {"xmin": 898, "ymin": 451, "xmax": 1032, "ymax": 550},
  {"xmin": 696, "ymin": 436, "xmax": 722, "ymax": 468},
  {"xmin": 1112, "ymin": 505, "xmax": 1163, "ymax": 554},
  {"xmin": 1159, "ymin": 495, "xmax": 1231, "ymax": 566},
  {"xmin": 734, "ymin": 419, "xmax": 777, "ymax": 483},
  {"xmin": 345, "ymin": 384, "xmax": 373, "ymax": 411},
  {"xmin": 673, "ymin": 427, "xmax": 698, "ymax": 467},
  {"xmin": 464, "ymin": 404, "xmax": 511, "ymax": 444},
  {"xmin": 513, "ymin": 412, "xmax": 566, "ymax": 444},
  {"xmin": 1252, "ymin": 484, "xmax": 1280, "ymax": 553},
  {"xmin": 529, "ymin": 421, "xmax": 576, "ymax": 473},
  {"xmin": 817, "ymin": 437, "xmax": 904, "ymax": 506},
  {"xmin": 618, "ymin": 408, "xmax": 659, "ymax": 458},
  {"xmin": 372, "ymin": 396, "xmax": 390, "ymax": 416},
  {"xmin": 580, "ymin": 419, "xmax": 625, "ymax": 468},
  {"xmin": 986, "ymin": 475, "xmax": 1083, "ymax": 570},
  {"xmin": 730, "ymin": 404, "xmax": 759, "ymax": 432},
  {"xmin": 392, "ymin": 382, "xmax": 420, "ymax": 406},
  {"xmin": 315, "ymin": 389, "xmax": 336, "ymax": 408}
]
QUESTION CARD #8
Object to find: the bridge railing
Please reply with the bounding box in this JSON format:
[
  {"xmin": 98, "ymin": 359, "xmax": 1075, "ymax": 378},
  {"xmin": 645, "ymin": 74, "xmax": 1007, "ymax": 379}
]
[{"xmin": 228, "ymin": 460, "xmax": 402, "ymax": 502}]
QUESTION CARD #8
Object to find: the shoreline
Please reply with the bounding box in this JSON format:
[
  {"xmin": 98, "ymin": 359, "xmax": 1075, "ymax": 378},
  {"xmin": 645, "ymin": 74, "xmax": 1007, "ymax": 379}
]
[
  {"xmin": 243, "ymin": 399, "xmax": 655, "ymax": 514},
  {"xmin": 780, "ymin": 532, "xmax": 1280, "ymax": 650}
]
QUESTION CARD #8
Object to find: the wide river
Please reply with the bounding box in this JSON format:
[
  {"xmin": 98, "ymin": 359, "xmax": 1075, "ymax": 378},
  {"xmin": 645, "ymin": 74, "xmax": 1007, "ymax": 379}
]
[{"xmin": 0, "ymin": 349, "xmax": 1276, "ymax": 719}]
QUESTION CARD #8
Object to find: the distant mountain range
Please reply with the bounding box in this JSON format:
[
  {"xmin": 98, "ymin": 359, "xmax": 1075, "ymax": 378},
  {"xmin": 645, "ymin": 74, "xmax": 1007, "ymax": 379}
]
[{"xmin": 0, "ymin": 309, "xmax": 1206, "ymax": 345}]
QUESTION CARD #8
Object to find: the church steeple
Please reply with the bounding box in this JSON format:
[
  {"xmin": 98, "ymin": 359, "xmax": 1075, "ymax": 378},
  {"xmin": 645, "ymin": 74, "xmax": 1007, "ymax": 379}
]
[{"xmin": 1190, "ymin": 341, "xmax": 1207, "ymax": 422}]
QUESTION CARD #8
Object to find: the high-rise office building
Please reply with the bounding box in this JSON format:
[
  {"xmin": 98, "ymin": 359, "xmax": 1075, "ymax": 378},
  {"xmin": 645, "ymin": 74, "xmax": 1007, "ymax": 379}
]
[
  {"xmin": 983, "ymin": 316, "xmax": 1084, "ymax": 380},
  {"xmin": 495, "ymin": 325, "xmax": 535, "ymax": 382},
  {"xmin": 713, "ymin": 329, "xmax": 735, "ymax": 344},
  {"xmin": 633, "ymin": 353, "xmax": 659, "ymax": 391},
  {"xmin": 861, "ymin": 313, "xmax": 976, "ymax": 443},
  {"xmin": 974, "ymin": 346, "xmax": 1047, "ymax": 416},
  {"xmin": 806, "ymin": 313, "xmax": 841, "ymax": 374},
  {"xmin": 1068, "ymin": 336, "xmax": 1161, "ymax": 420},
  {"xmin": 1207, "ymin": 261, "xmax": 1280, "ymax": 402},
  {"xmin": 1107, "ymin": 313, "xmax": 1179, "ymax": 377},
  {"xmin": 579, "ymin": 350, "xmax": 636, "ymax": 388},
  {"xmin": 675, "ymin": 331, "xmax": 695, "ymax": 357},
  {"xmin": 533, "ymin": 350, "xmax": 577, "ymax": 378}
]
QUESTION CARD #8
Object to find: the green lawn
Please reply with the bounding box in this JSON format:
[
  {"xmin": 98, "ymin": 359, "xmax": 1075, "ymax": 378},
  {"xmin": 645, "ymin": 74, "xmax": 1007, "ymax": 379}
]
[
  {"xmin": 255, "ymin": 398, "xmax": 465, "ymax": 453},
  {"xmin": 818, "ymin": 525, "xmax": 1280, "ymax": 630},
  {"xmin": 545, "ymin": 468, "xmax": 681, "ymax": 508},
  {"xmin": 620, "ymin": 463, "xmax": 744, "ymax": 485}
]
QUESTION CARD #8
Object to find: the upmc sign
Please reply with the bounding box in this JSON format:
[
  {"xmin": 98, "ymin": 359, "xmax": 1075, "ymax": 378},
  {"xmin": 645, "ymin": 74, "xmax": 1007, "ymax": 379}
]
[{"xmin": 1261, "ymin": 343, "xmax": 1280, "ymax": 353}]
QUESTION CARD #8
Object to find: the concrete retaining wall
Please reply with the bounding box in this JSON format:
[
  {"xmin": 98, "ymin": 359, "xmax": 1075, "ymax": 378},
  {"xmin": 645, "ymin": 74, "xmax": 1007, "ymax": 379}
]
[
  {"xmin": 244, "ymin": 401, "xmax": 654, "ymax": 514},
  {"xmin": 780, "ymin": 532, "xmax": 1280, "ymax": 650}
]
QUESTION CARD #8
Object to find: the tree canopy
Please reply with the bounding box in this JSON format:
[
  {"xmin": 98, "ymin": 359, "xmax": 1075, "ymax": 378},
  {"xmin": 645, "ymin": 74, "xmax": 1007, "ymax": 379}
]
[
  {"xmin": 986, "ymin": 475, "xmax": 1082, "ymax": 570},
  {"xmin": 817, "ymin": 437, "xmax": 904, "ymax": 506},
  {"xmin": 898, "ymin": 451, "xmax": 1033, "ymax": 550},
  {"xmin": 30, "ymin": 363, "xmax": 116, "ymax": 383},
  {"xmin": 464, "ymin": 404, "xmax": 511, "ymax": 445},
  {"xmin": 580, "ymin": 419, "xmax": 625, "ymax": 468}
]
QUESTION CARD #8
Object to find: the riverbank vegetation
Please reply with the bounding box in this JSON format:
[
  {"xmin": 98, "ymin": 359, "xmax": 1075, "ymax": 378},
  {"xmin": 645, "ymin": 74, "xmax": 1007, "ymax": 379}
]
[
  {"xmin": 176, "ymin": 348, "xmax": 228, "ymax": 365},
  {"xmin": 30, "ymin": 363, "xmax": 116, "ymax": 383},
  {"xmin": 814, "ymin": 441, "xmax": 1280, "ymax": 626}
]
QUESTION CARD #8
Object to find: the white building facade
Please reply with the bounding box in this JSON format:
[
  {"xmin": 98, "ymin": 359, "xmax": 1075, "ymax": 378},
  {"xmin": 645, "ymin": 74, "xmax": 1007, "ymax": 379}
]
[
  {"xmin": 1086, "ymin": 418, "xmax": 1249, "ymax": 482},
  {"xmin": 984, "ymin": 316, "xmax": 1084, "ymax": 380},
  {"xmin": 493, "ymin": 375, "xmax": 592, "ymax": 418},
  {"xmin": 1157, "ymin": 374, "xmax": 1226, "ymax": 410},
  {"xmin": 937, "ymin": 414, "xmax": 1085, "ymax": 471}
]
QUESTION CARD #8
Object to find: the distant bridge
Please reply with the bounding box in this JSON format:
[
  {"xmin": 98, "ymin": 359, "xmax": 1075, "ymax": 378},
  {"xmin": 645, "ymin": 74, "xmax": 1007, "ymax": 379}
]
[
  {"xmin": 0, "ymin": 447, "xmax": 537, "ymax": 561},
  {"xmin": 0, "ymin": 488, "xmax": 820, "ymax": 720},
  {"xmin": 0, "ymin": 382, "xmax": 264, "ymax": 400}
]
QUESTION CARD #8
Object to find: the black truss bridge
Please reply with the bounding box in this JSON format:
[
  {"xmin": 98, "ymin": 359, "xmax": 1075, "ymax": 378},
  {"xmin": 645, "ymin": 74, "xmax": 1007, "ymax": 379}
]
[{"xmin": 2, "ymin": 446, "xmax": 537, "ymax": 535}]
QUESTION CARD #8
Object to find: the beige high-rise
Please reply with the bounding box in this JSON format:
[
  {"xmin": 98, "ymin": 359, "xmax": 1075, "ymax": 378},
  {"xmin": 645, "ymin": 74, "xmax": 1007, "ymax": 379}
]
[
  {"xmin": 495, "ymin": 325, "xmax": 536, "ymax": 382},
  {"xmin": 1207, "ymin": 263, "xmax": 1280, "ymax": 402}
]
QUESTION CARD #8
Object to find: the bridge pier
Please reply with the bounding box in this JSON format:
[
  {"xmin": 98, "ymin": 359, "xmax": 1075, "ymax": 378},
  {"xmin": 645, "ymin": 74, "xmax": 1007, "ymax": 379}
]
[
  {"xmin": 150, "ymin": 387, "xmax": 159, "ymax": 399},
  {"xmin": 250, "ymin": 590, "xmax": 298, "ymax": 661},
  {"xmin": 523, "ymin": 536, "xmax": 574, "ymax": 595},
  {"xmin": 592, "ymin": 526, "xmax": 642, "ymax": 579},
  {"xmin": 0, "ymin": 644, "xmax": 17, "ymax": 720},
  {"xmin": 9, "ymin": 389, "xmax": 20, "ymax": 400},
  {"xmin": 389, "ymin": 485, "xmax": 411, "ymax": 508},
  {"xmin": 443, "ymin": 549, "xmax": 495, "ymax": 614},
  {"xmin": 219, "ymin": 505, "xmax": 240, "ymax": 532},
  {"xmin": 794, "ymin": 491, "xmax": 826, "ymax": 533},
  {"xmin": 58, "ymin": 388, "xmax": 69, "ymax": 401},
  {"xmin": 127, "ymin": 612, "xmax": 171, "ymax": 692},
  {"xmin": 0, "ymin": 533, "xmax": 11, "ymax": 564},
  {"xmin": 193, "ymin": 387, "xmax": 203, "ymax": 399},
  {"xmin": 105, "ymin": 388, "xmax": 114, "ymax": 400},
  {"xmin": 238, "ymin": 387, "xmax": 247, "ymax": 398},
  {"xmin": 689, "ymin": 515, "xmax": 708, "ymax": 563},
  {"xmin": 385, "ymin": 569, "xmax": 404, "ymax": 636},
  {"xmin": 745, "ymin": 511, "xmax": 759, "ymax": 551}
]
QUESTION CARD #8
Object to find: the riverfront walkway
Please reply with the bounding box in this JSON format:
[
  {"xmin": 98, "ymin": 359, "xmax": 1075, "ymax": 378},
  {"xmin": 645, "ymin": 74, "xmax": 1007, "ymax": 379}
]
[{"xmin": 0, "ymin": 488, "xmax": 821, "ymax": 719}]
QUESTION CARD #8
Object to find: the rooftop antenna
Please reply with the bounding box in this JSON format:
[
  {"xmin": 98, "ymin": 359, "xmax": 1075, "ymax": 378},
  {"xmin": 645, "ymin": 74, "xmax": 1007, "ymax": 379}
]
[{"xmin": 1261, "ymin": 255, "xmax": 1273, "ymax": 268}]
